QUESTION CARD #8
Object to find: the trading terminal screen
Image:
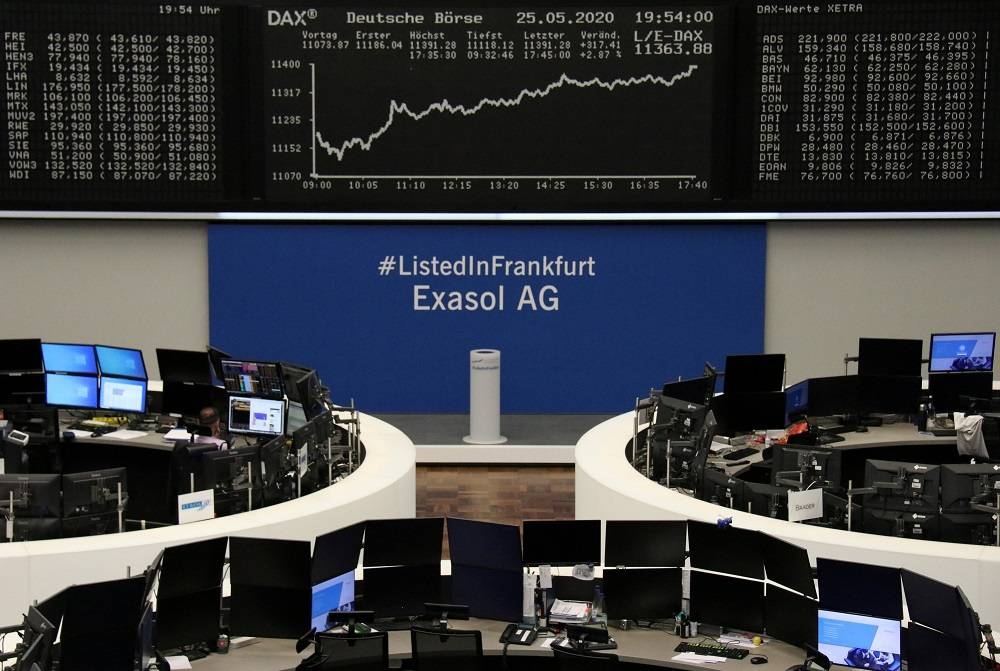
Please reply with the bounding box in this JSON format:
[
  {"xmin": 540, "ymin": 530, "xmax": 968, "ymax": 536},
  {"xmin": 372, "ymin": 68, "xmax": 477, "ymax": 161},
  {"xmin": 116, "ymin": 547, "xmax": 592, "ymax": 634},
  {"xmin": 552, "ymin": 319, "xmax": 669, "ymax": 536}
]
[
  {"xmin": 221, "ymin": 360, "xmax": 285, "ymax": 399},
  {"xmin": 0, "ymin": 1, "xmax": 998, "ymax": 214},
  {"xmin": 227, "ymin": 394, "xmax": 286, "ymax": 435}
]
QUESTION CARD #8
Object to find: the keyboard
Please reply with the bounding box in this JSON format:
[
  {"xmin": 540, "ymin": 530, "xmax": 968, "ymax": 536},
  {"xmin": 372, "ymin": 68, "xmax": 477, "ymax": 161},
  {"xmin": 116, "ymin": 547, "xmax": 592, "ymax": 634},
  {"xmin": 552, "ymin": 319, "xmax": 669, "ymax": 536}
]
[
  {"xmin": 673, "ymin": 642, "xmax": 749, "ymax": 659},
  {"xmin": 67, "ymin": 422, "xmax": 117, "ymax": 435},
  {"xmin": 816, "ymin": 433, "xmax": 846, "ymax": 444},
  {"xmin": 723, "ymin": 447, "xmax": 758, "ymax": 461}
]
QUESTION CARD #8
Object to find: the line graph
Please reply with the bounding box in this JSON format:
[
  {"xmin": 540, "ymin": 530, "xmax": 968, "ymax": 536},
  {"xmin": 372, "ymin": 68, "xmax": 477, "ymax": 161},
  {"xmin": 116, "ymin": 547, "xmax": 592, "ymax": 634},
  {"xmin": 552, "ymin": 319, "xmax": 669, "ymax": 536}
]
[{"xmin": 312, "ymin": 66, "xmax": 699, "ymax": 167}]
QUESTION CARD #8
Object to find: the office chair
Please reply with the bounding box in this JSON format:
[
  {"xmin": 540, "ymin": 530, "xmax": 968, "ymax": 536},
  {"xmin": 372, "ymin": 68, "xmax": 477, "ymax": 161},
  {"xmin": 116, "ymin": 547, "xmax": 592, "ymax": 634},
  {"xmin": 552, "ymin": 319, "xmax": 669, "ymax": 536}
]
[
  {"xmin": 552, "ymin": 644, "xmax": 620, "ymax": 670},
  {"xmin": 298, "ymin": 630, "xmax": 389, "ymax": 671},
  {"xmin": 409, "ymin": 625, "xmax": 484, "ymax": 671}
]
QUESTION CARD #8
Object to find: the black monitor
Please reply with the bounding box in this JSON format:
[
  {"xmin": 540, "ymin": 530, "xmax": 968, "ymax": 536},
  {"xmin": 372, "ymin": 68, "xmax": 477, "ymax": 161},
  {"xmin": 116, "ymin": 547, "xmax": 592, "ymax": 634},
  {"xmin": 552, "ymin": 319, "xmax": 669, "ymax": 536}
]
[
  {"xmin": 16, "ymin": 605, "xmax": 56, "ymax": 671},
  {"xmin": 45, "ymin": 373, "xmax": 98, "ymax": 409},
  {"xmin": 816, "ymin": 558, "xmax": 902, "ymax": 621},
  {"xmin": 602, "ymin": 568, "xmax": 682, "ymax": 622},
  {"xmin": 758, "ymin": 532, "xmax": 816, "ymax": 598},
  {"xmin": 928, "ymin": 372, "xmax": 993, "ymax": 413},
  {"xmin": 206, "ymin": 346, "xmax": 231, "ymax": 384},
  {"xmin": 0, "ymin": 338, "xmax": 43, "ymax": 374},
  {"xmin": 229, "ymin": 536, "xmax": 312, "ymax": 638},
  {"xmin": 450, "ymin": 564, "xmax": 521, "ymax": 622},
  {"xmin": 863, "ymin": 509, "xmax": 939, "ymax": 541},
  {"xmin": 938, "ymin": 512, "xmax": 996, "ymax": 545},
  {"xmin": 940, "ymin": 463, "xmax": 1000, "ymax": 512},
  {"xmin": 447, "ymin": 517, "xmax": 522, "ymax": 572},
  {"xmin": 8, "ymin": 518, "xmax": 62, "ymax": 541},
  {"xmin": 220, "ymin": 359, "xmax": 284, "ymax": 399},
  {"xmin": 227, "ymin": 394, "xmax": 285, "ymax": 436},
  {"xmin": 765, "ymin": 586, "xmax": 818, "ymax": 649},
  {"xmin": 901, "ymin": 570, "xmax": 970, "ymax": 641},
  {"xmin": 195, "ymin": 447, "xmax": 261, "ymax": 516},
  {"xmin": 160, "ymin": 381, "xmax": 228, "ymax": 419},
  {"xmin": 363, "ymin": 517, "xmax": 444, "ymax": 567},
  {"xmin": 661, "ymin": 375, "xmax": 716, "ymax": 406},
  {"xmin": 735, "ymin": 481, "xmax": 788, "ymax": 519},
  {"xmin": 99, "ymin": 377, "xmax": 148, "ymax": 414},
  {"xmin": 41, "ymin": 342, "xmax": 97, "ymax": 375},
  {"xmin": 858, "ymin": 375, "xmax": 922, "ymax": 415},
  {"xmin": 155, "ymin": 348, "xmax": 214, "ymax": 385},
  {"xmin": 771, "ymin": 444, "xmax": 841, "ymax": 492},
  {"xmin": 821, "ymin": 491, "xmax": 862, "ymax": 531},
  {"xmin": 313, "ymin": 522, "xmax": 365, "ymax": 584},
  {"xmin": 785, "ymin": 379, "xmax": 809, "ymax": 424},
  {"xmin": 59, "ymin": 576, "xmax": 146, "ymax": 671},
  {"xmin": 521, "ymin": 519, "xmax": 601, "ymax": 566},
  {"xmin": 689, "ymin": 571, "xmax": 765, "ymax": 634},
  {"xmin": 94, "ymin": 345, "xmax": 146, "ymax": 379},
  {"xmin": 929, "ymin": 332, "xmax": 996, "ymax": 373},
  {"xmin": 361, "ymin": 565, "xmax": 442, "ymax": 619},
  {"xmin": 154, "ymin": 537, "xmax": 227, "ymax": 650},
  {"xmin": 603, "ymin": 520, "xmax": 686, "ymax": 568},
  {"xmin": 723, "ymin": 353, "xmax": 785, "ymax": 394},
  {"xmin": 279, "ymin": 362, "xmax": 312, "ymax": 404},
  {"xmin": 801, "ymin": 375, "xmax": 860, "ymax": 420},
  {"xmin": 862, "ymin": 459, "xmax": 939, "ymax": 514},
  {"xmin": 720, "ymin": 391, "xmax": 787, "ymax": 433},
  {"xmin": 297, "ymin": 370, "xmax": 327, "ymax": 420},
  {"xmin": 259, "ymin": 434, "xmax": 294, "ymax": 506},
  {"xmin": 0, "ymin": 372, "xmax": 46, "ymax": 406},
  {"xmin": 857, "ymin": 338, "xmax": 923, "ymax": 377},
  {"xmin": 907, "ymin": 622, "xmax": 975, "ymax": 671},
  {"xmin": 62, "ymin": 467, "xmax": 127, "ymax": 517},
  {"xmin": 687, "ymin": 521, "xmax": 765, "ymax": 579},
  {"xmin": 0, "ymin": 473, "xmax": 61, "ymax": 517},
  {"xmin": 699, "ymin": 468, "xmax": 742, "ymax": 509}
]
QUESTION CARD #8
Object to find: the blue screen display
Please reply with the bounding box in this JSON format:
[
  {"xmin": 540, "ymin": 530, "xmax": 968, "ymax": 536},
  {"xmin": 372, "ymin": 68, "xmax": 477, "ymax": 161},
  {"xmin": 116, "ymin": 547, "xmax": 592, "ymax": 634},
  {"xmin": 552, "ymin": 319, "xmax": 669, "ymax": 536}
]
[
  {"xmin": 42, "ymin": 343, "xmax": 97, "ymax": 374},
  {"xmin": 929, "ymin": 333, "xmax": 995, "ymax": 373},
  {"xmin": 311, "ymin": 571, "xmax": 356, "ymax": 631},
  {"xmin": 99, "ymin": 377, "xmax": 147, "ymax": 413},
  {"xmin": 95, "ymin": 346, "xmax": 146, "ymax": 379},
  {"xmin": 46, "ymin": 373, "xmax": 98, "ymax": 409}
]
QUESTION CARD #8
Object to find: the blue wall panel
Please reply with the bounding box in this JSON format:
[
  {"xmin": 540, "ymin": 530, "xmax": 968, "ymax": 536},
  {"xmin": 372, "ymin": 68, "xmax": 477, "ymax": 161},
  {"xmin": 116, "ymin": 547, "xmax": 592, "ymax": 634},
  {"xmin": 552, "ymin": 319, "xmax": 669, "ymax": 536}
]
[{"xmin": 208, "ymin": 224, "xmax": 766, "ymax": 413}]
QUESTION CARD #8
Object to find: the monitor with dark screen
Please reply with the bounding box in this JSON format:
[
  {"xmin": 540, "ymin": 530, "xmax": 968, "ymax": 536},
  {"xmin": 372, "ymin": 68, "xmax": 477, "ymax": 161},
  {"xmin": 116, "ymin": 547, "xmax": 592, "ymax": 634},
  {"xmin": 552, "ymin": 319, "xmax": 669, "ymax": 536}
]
[
  {"xmin": 602, "ymin": 568, "xmax": 682, "ymax": 621},
  {"xmin": 99, "ymin": 377, "xmax": 147, "ymax": 413},
  {"xmin": 521, "ymin": 519, "xmax": 601, "ymax": 566},
  {"xmin": 155, "ymin": 537, "xmax": 227, "ymax": 650},
  {"xmin": 907, "ymin": 623, "xmax": 975, "ymax": 671},
  {"xmin": 759, "ymin": 532, "xmax": 816, "ymax": 598},
  {"xmin": 450, "ymin": 564, "xmax": 521, "ymax": 622},
  {"xmin": 687, "ymin": 521, "xmax": 765, "ymax": 578},
  {"xmin": 816, "ymin": 558, "xmax": 902, "ymax": 621},
  {"xmin": 817, "ymin": 609, "xmax": 901, "ymax": 670},
  {"xmin": 447, "ymin": 517, "xmax": 521, "ymax": 572},
  {"xmin": 221, "ymin": 359, "xmax": 284, "ymax": 399},
  {"xmin": 603, "ymin": 520, "xmax": 686, "ymax": 568},
  {"xmin": 361, "ymin": 565, "xmax": 441, "ymax": 618},
  {"xmin": 363, "ymin": 517, "xmax": 444, "ymax": 567},
  {"xmin": 155, "ymin": 348, "xmax": 214, "ymax": 385},
  {"xmin": 229, "ymin": 536, "xmax": 311, "ymax": 638},
  {"xmin": 858, "ymin": 375, "xmax": 921, "ymax": 415},
  {"xmin": 930, "ymin": 332, "xmax": 995, "ymax": 373},
  {"xmin": 941, "ymin": 463, "xmax": 1000, "ymax": 512},
  {"xmin": 689, "ymin": 571, "xmax": 764, "ymax": 634},
  {"xmin": 0, "ymin": 372, "xmax": 45, "ymax": 405},
  {"xmin": 280, "ymin": 362, "xmax": 311, "ymax": 403},
  {"xmin": 312, "ymin": 522, "xmax": 365, "ymax": 584},
  {"xmin": 735, "ymin": 481, "xmax": 788, "ymax": 518},
  {"xmin": 196, "ymin": 447, "xmax": 261, "ymax": 515},
  {"xmin": 721, "ymin": 391, "xmax": 786, "ymax": 433},
  {"xmin": 928, "ymin": 372, "xmax": 993, "ymax": 413},
  {"xmin": 699, "ymin": 468, "xmax": 743, "ymax": 508},
  {"xmin": 938, "ymin": 512, "xmax": 995, "ymax": 545},
  {"xmin": 95, "ymin": 345, "xmax": 146, "ymax": 379},
  {"xmin": 42, "ymin": 343, "xmax": 97, "ymax": 375},
  {"xmin": 160, "ymin": 381, "xmax": 228, "ymax": 419},
  {"xmin": 771, "ymin": 444, "xmax": 841, "ymax": 492},
  {"xmin": 857, "ymin": 338, "xmax": 923, "ymax": 377},
  {"xmin": 228, "ymin": 394, "xmax": 285, "ymax": 436},
  {"xmin": 901, "ymin": 570, "xmax": 970, "ymax": 641},
  {"xmin": 808, "ymin": 375, "xmax": 859, "ymax": 418},
  {"xmin": 62, "ymin": 467, "xmax": 127, "ymax": 518},
  {"xmin": 297, "ymin": 370, "xmax": 328, "ymax": 420},
  {"xmin": 662, "ymin": 375, "xmax": 716, "ymax": 406},
  {"xmin": 862, "ymin": 460, "xmax": 939, "ymax": 514},
  {"xmin": 207, "ymin": 346, "xmax": 231, "ymax": 383},
  {"xmin": 765, "ymin": 586, "xmax": 818, "ymax": 648},
  {"xmin": 0, "ymin": 473, "xmax": 61, "ymax": 517},
  {"xmin": 723, "ymin": 353, "xmax": 785, "ymax": 394},
  {"xmin": 0, "ymin": 338, "xmax": 43, "ymax": 374},
  {"xmin": 45, "ymin": 373, "xmax": 98, "ymax": 409}
]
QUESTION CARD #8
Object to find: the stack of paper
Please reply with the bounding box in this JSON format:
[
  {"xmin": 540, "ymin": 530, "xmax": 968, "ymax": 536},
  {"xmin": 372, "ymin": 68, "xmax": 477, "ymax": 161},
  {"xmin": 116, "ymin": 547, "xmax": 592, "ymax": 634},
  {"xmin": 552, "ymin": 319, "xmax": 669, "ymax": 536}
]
[
  {"xmin": 671, "ymin": 651, "xmax": 729, "ymax": 664},
  {"xmin": 548, "ymin": 599, "xmax": 591, "ymax": 624}
]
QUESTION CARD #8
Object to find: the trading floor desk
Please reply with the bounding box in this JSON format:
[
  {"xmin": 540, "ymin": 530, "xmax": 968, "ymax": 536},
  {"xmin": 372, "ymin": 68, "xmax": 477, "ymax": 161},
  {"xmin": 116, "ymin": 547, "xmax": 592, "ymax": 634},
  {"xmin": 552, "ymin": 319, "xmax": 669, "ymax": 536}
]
[
  {"xmin": 0, "ymin": 414, "xmax": 415, "ymax": 625},
  {"xmin": 192, "ymin": 619, "xmax": 805, "ymax": 670},
  {"xmin": 575, "ymin": 412, "xmax": 1000, "ymax": 629}
]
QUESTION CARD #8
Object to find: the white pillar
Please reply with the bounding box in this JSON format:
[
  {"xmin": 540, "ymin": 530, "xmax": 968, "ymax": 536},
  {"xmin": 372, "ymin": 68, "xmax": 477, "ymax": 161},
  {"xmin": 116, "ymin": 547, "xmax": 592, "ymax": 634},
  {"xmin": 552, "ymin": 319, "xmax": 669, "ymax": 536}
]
[{"xmin": 463, "ymin": 349, "xmax": 507, "ymax": 445}]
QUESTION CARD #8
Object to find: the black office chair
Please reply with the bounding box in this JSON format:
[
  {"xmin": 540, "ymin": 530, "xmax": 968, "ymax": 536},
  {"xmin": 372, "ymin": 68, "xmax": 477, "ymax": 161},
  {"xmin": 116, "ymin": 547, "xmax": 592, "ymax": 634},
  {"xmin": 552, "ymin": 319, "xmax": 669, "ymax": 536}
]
[
  {"xmin": 409, "ymin": 625, "xmax": 484, "ymax": 671},
  {"xmin": 297, "ymin": 630, "xmax": 389, "ymax": 671},
  {"xmin": 552, "ymin": 644, "xmax": 620, "ymax": 670}
]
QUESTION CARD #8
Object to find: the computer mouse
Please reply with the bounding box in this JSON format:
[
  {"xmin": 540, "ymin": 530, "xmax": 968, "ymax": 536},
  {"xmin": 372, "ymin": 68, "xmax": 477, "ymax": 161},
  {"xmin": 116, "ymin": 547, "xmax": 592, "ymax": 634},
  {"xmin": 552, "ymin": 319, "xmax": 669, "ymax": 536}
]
[
  {"xmin": 750, "ymin": 656, "xmax": 768, "ymax": 665},
  {"xmin": 90, "ymin": 432, "xmax": 102, "ymax": 438}
]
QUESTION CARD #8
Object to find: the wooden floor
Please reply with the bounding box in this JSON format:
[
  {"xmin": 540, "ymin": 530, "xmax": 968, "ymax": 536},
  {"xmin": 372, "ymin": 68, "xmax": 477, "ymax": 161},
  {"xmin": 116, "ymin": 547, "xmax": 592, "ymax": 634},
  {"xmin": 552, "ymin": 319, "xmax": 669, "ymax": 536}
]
[{"xmin": 416, "ymin": 465, "xmax": 574, "ymax": 557}]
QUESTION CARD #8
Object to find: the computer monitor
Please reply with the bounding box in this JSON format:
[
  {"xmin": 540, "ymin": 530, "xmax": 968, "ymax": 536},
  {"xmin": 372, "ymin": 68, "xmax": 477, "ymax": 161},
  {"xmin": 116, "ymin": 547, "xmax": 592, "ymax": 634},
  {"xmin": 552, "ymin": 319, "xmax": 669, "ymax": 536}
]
[
  {"xmin": 771, "ymin": 444, "xmax": 841, "ymax": 492},
  {"xmin": 938, "ymin": 512, "xmax": 996, "ymax": 545},
  {"xmin": 362, "ymin": 517, "xmax": 444, "ymax": 567},
  {"xmin": 521, "ymin": 519, "xmax": 601, "ymax": 566},
  {"xmin": 259, "ymin": 434, "xmax": 294, "ymax": 506},
  {"xmin": 816, "ymin": 609, "xmax": 901, "ymax": 670},
  {"xmin": 58, "ymin": 576, "xmax": 147, "ymax": 671},
  {"xmin": 929, "ymin": 332, "xmax": 996, "ymax": 373},
  {"xmin": 0, "ymin": 473, "xmax": 61, "ymax": 517},
  {"xmin": 661, "ymin": 375, "xmax": 716, "ymax": 406},
  {"xmin": 45, "ymin": 373, "xmax": 98, "ymax": 409},
  {"xmin": 62, "ymin": 467, "xmax": 127, "ymax": 517},
  {"xmin": 688, "ymin": 571, "xmax": 765, "ymax": 634},
  {"xmin": 99, "ymin": 377, "xmax": 147, "ymax": 413},
  {"xmin": 229, "ymin": 536, "xmax": 312, "ymax": 639},
  {"xmin": 805, "ymin": 375, "xmax": 860, "ymax": 419},
  {"xmin": 765, "ymin": 586, "xmax": 818, "ymax": 648},
  {"xmin": 698, "ymin": 468, "xmax": 742, "ymax": 508},
  {"xmin": 220, "ymin": 359, "xmax": 284, "ymax": 399},
  {"xmin": 758, "ymin": 532, "xmax": 816, "ymax": 598},
  {"xmin": 858, "ymin": 375, "xmax": 922, "ymax": 416},
  {"xmin": 155, "ymin": 348, "xmax": 214, "ymax": 385},
  {"xmin": 603, "ymin": 520, "xmax": 686, "ymax": 568},
  {"xmin": 206, "ymin": 346, "xmax": 231, "ymax": 383},
  {"xmin": 940, "ymin": 463, "xmax": 1000, "ymax": 512},
  {"xmin": 785, "ymin": 379, "xmax": 809, "ymax": 424},
  {"xmin": 723, "ymin": 353, "xmax": 785, "ymax": 394},
  {"xmin": 227, "ymin": 395, "xmax": 285, "ymax": 436},
  {"xmin": 687, "ymin": 521, "xmax": 765, "ymax": 579},
  {"xmin": 735, "ymin": 481, "xmax": 788, "ymax": 518},
  {"xmin": 313, "ymin": 522, "xmax": 365, "ymax": 585},
  {"xmin": 0, "ymin": 338, "xmax": 43, "ymax": 374},
  {"xmin": 154, "ymin": 537, "xmax": 227, "ymax": 651},
  {"xmin": 602, "ymin": 568, "xmax": 682, "ymax": 622},
  {"xmin": 857, "ymin": 338, "xmax": 923, "ymax": 377},
  {"xmin": 16, "ymin": 605, "xmax": 56, "ymax": 671},
  {"xmin": 907, "ymin": 622, "xmax": 975, "ymax": 671},
  {"xmin": 862, "ymin": 509, "xmax": 939, "ymax": 541},
  {"xmin": 816, "ymin": 558, "xmax": 902, "ymax": 621},
  {"xmin": 41, "ymin": 343, "xmax": 97, "ymax": 375},
  {"xmin": 0, "ymin": 373, "xmax": 46, "ymax": 406},
  {"xmin": 361, "ymin": 565, "xmax": 442, "ymax": 619},
  {"xmin": 8, "ymin": 517, "xmax": 62, "ymax": 542},
  {"xmin": 449, "ymin": 564, "xmax": 522, "ymax": 622},
  {"xmin": 297, "ymin": 370, "xmax": 327, "ymax": 420},
  {"xmin": 196, "ymin": 447, "xmax": 261, "ymax": 516},
  {"xmin": 160, "ymin": 381, "xmax": 228, "ymax": 419},
  {"xmin": 901, "ymin": 569, "xmax": 971, "ymax": 641},
  {"xmin": 94, "ymin": 345, "xmax": 146, "ymax": 379},
  {"xmin": 447, "ymin": 517, "xmax": 522, "ymax": 572},
  {"xmin": 311, "ymin": 570, "xmax": 356, "ymax": 630},
  {"xmin": 862, "ymin": 459, "xmax": 939, "ymax": 514},
  {"xmin": 720, "ymin": 391, "xmax": 787, "ymax": 433},
  {"xmin": 928, "ymin": 372, "xmax": 993, "ymax": 413}
]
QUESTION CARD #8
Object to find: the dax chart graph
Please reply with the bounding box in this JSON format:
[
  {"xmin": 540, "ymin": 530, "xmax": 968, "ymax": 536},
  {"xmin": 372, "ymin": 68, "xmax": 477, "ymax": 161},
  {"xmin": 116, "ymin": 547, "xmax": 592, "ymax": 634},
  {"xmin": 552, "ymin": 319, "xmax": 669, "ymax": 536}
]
[{"xmin": 263, "ymin": 5, "xmax": 725, "ymax": 207}]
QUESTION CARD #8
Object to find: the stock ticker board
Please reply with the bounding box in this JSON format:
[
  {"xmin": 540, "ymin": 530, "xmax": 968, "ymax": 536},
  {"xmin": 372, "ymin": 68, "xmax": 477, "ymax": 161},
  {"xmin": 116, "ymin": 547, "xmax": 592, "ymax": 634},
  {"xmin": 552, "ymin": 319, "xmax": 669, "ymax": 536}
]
[{"xmin": 0, "ymin": 0, "xmax": 999, "ymax": 212}]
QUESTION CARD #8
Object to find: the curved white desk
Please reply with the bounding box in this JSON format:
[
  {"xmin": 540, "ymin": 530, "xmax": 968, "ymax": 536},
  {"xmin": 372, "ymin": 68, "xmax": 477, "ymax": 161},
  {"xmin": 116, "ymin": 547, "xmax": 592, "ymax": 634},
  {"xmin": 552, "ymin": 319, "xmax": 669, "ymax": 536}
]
[
  {"xmin": 0, "ymin": 413, "xmax": 415, "ymax": 625},
  {"xmin": 575, "ymin": 412, "xmax": 1000, "ymax": 628}
]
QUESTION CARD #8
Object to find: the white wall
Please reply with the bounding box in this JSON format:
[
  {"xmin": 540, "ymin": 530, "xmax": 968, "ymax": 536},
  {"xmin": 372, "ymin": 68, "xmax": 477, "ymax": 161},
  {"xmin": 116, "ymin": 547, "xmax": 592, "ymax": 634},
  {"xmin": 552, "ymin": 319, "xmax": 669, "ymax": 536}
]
[
  {"xmin": 765, "ymin": 221, "xmax": 1000, "ymax": 384},
  {"xmin": 0, "ymin": 221, "xmax": 209, "ymax": 380}
]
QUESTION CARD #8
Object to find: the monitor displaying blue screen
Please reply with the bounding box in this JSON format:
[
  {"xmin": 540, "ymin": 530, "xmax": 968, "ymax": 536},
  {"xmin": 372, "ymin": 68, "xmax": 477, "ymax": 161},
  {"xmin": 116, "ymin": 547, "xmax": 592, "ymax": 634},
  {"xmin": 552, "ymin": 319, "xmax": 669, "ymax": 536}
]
[
  {"xmin": 99, "ymin": 377, "xmax": 147, "ymax": 413},
  {"xmin": 42, "ymin": 343, "xmax": 97, "ymax": 374},
  {"xmin": 95, "ymin": 346, "xmax": 146, "ymax": 379},
  {"xmin": 45, "ymin": 373, "xmax": 98, "ymax": 409},
  {"xmin": 930, "ymin": 333, "xmax": 995, "ymax": 373},
  {"xmin": 310, "ymin": 570, "xmax": 355, "ymax": 631},
  {"xmin": 817, "ymin": 609, "xmax": 901, "ymax": 670}
]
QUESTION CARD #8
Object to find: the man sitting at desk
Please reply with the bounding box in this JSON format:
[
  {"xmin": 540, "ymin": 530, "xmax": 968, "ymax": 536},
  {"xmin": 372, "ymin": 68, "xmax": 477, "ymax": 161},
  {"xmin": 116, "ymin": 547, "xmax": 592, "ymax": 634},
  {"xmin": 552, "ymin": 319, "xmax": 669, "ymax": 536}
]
[{"xmin": 196, "ymin": 406, "xmax": 228, "ymax": 449}]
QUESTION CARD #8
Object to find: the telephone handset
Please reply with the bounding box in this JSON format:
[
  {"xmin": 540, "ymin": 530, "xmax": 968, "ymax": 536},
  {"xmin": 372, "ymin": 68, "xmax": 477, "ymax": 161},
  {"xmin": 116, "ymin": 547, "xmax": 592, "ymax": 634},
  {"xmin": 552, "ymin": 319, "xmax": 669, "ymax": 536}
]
[{"xmin": 500, "ymin": 623, "xmax": 537, "ymax": 646}]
